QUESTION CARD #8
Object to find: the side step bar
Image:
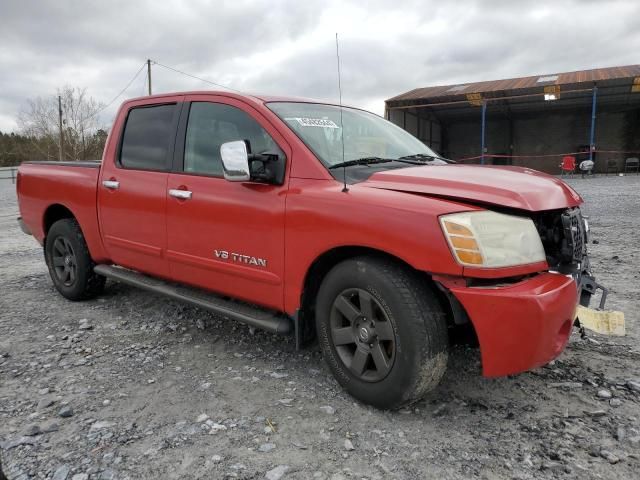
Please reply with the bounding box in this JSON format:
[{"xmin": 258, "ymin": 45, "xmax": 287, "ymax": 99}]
[{"xmin": 94, "ymin": 265, "xmax": 292, "ymax": 335}]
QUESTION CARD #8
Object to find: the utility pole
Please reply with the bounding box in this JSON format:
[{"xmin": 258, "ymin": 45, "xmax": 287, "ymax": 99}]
[
  {"xmin": 58, "ymin": 95, "xmax": 64, "ymax": 161},
  {"xmin": 147, "ymin": 59, "xmax": 152, "ymax": 95},
  {"xmin": 589, "ymin": 86, "xmax": 598, "ymax": 163}
]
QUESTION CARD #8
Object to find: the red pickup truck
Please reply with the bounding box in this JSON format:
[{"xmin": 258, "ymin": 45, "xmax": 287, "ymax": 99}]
[{"xmin": 16, "ymin": 91, "xmax": 604, "ymax": 409}]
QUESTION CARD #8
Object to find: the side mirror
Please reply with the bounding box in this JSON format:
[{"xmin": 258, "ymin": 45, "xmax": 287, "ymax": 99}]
[{"xmin": 220, "ymin": 141, "xmax": 250, "ymax": 182}]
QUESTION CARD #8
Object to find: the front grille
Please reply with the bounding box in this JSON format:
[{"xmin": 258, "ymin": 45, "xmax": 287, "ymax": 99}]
[
  {"xmin": 561, "ymin": 209, "xmax": 587, "ymax": 263},
  {"xmin": 533, "ymin": 207, "xmax": 587, "ymax": 272}
]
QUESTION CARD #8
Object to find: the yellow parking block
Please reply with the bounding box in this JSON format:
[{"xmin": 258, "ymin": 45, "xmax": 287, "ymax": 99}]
[{"xmin": 576, "ymin": 305, "xmax": 625, "ymax": 336}]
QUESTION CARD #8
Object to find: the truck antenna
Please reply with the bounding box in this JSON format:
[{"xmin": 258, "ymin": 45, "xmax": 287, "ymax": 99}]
[{"xmin": 335, "ymin": 33, "xmax": 348, "ymax": 193}]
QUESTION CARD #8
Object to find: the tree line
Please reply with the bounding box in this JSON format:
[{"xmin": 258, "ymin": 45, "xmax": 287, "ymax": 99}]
[{"xmin": 0, "ymin": 86, "xmax": 109, "ymax": 167}]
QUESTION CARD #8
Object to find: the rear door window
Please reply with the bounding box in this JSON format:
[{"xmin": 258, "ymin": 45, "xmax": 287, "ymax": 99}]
[{"xmin": 120, "ymin": 104, "xmax": 177, "ymax": 171}]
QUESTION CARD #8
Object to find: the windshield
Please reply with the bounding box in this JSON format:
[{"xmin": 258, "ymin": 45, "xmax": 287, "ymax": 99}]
[{"xmin": 267, "ymin": 102, "xmax": 439, "ymax": 167}]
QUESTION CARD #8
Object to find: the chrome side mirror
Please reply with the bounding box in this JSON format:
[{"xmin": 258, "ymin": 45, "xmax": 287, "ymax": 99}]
[{"xmin": 220, "ymin": 140, "xmax": 250, "ymax": 182}]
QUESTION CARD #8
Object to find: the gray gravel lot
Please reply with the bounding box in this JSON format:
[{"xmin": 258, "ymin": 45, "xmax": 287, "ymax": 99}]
[{"xmin": 0, "ymin": 174, "xmax": 639, "ymax": 480}]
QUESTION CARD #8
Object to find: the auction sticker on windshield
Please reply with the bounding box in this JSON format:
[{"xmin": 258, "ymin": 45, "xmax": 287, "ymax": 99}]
[{"xmin": 292, "ymin": 117, "xmax": 340, "ymax": 128}]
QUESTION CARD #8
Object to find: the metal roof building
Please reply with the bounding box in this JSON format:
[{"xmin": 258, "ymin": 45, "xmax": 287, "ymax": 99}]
[{"xmin": 385, "ymin": 65, "xmax": 640, "ymax": 173}]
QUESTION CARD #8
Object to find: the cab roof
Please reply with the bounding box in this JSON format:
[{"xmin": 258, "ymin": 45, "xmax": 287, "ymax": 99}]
[{"xmin": 124, "ymin": 90, "xmax": 354, "ymax": 110}]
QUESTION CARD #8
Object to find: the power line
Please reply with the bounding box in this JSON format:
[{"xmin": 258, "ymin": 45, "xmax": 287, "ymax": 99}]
[
  {"xmin": 86, "ymin": 62, "xmax": 147, "ymax": 121},
  {"xmin": 85, "ymin": 60, "xmax": 240, "ymax": 124},
  {"xmin": 152, "ymin": 60, "xmax": 243, "ymax": 94}
]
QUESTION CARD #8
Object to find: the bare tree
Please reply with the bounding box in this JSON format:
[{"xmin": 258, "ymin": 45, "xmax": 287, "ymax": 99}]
[{"xmin": 17, "ymin": 86, "xmax": 106, "ymax": 161}]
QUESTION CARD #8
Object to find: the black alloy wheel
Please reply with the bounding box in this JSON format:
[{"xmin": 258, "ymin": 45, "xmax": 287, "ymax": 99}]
[
  {"xmin": 51, "ymin": 236, "xmax": 77, "ymax": 287},
  {"xmin": 330, "ymin": 288, "xmax": 396, "ymax": 382},
  {"xmin": 315, "ymin": 255, "xmax": 449, "ymax": 409},
  {"xmin": 45, "ymin": 218, "xmax": 105, "ymax": 301}
]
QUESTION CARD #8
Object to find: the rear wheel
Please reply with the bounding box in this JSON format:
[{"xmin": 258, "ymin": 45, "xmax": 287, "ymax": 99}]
[
  {"xmin": 315, "ymin": 256, "xmax": 448, "ymax": 409},
  {"xmin": 45, "ymin": 219, "xmax": 105, "ymax": 301}
]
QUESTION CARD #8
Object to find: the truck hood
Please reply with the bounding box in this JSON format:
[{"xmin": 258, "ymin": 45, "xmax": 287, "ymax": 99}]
[{"xmin": 361, "ymin": 164, "xmax": 582, "ymax": 212}]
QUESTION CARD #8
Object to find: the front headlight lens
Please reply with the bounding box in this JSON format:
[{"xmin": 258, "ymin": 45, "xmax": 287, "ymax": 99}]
[{"xmin": 440, "ymin": 211, "xmax": 546, "ymax": 268}]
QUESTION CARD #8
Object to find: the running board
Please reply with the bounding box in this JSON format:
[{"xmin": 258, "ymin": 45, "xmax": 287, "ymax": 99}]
[{"xmin": 93, "ymin": 265, "xmax": 292, "ymax": 335}]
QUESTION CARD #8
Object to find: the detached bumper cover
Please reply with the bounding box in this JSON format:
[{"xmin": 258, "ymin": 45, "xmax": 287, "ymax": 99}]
[{"xmin": 447, "ymin": 272, "xmax": 578, "ymax": 377}]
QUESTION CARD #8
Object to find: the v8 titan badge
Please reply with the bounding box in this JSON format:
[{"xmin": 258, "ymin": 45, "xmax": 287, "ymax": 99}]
[{"xmin": 214, "ymin": 250, "xmax": 267, "ymax": 267}]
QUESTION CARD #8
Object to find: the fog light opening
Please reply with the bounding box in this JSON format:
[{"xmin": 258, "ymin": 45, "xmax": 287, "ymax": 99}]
[{"xmin": 554, "ymin": 318, "xmax": 573, "ymax": 353}]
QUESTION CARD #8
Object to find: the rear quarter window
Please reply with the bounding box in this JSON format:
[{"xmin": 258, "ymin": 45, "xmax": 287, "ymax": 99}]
[{"xmin": 119, "ymin": 104, "xmax": 176, "ymax": 171}]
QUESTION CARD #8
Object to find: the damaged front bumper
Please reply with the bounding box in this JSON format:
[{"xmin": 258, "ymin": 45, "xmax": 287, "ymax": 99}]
[
  {"xmin": 438, "ymin": 272, "xmax": 579, "ymax": 377},
  {"xmin": 435, "ymin": 257, "xmax": 619, "ymax": 377}
]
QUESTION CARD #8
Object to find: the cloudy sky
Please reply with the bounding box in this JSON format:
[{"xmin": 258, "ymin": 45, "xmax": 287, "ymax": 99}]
[{"xmin": 1, "ymin": 0, "xmax": 639, "ymax": 133}]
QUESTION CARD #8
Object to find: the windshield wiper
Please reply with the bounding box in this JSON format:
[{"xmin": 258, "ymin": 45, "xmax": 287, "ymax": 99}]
[
  {"xmin": 328, "ymin": 157, "xmax": 393, "ymax": 169},
  {"xmin": 398, "ymin": 153, "xmax": 454, "ymax": 164},
  {"xmin": 328, "ymin": 155, "xmax": 454, "ymax": 170}
]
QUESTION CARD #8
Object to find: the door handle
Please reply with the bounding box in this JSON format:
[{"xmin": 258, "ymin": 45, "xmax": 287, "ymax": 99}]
[
  {"xmin": 102, "ymin": 180, "xmax": 120, "ymax": 190},
  {"xmin": 169, "ymin": 189, "xmax": 192, "ymax": 200}
]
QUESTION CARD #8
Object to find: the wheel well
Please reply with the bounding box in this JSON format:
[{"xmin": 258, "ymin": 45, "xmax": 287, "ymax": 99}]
[
  {"xmin": 43, "ymin": 204, "xmax": 75, "ymax": 235},
  {"xmin": 298, "ymin": 246, "xmax": 465, "ymax": 345}
]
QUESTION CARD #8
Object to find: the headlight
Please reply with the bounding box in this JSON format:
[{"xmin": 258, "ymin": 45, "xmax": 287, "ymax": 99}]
[{"xmin": 439, "ymin": 211, "xmax": 546, "ymax": 268}]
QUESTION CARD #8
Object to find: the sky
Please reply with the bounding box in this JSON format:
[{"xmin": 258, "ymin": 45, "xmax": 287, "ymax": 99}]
[{"xmin": 1, "ymin": 0, "xmax": 639, "ymax": 133}]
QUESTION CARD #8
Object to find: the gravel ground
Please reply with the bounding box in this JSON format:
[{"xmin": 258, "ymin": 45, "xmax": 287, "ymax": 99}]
[{"xmin": 0, "ymin": 174, "xmax": 639, "ymax": 480}]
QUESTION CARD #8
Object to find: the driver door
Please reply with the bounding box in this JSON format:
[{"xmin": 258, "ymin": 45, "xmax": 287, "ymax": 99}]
[{"xmin": 165, "ymin": 95, "xmax": 290, "ymax": 311}]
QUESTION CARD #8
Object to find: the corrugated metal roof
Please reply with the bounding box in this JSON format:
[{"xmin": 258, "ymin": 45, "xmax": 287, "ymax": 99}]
[{"xmin": 386, "ymin": 64, "xmax": 640, "ymax": 106}]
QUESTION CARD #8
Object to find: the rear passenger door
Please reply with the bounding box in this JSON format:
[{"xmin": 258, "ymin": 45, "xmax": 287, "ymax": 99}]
[
  {"xmin": 165, "ymin": 95, "xmax": 290, "ymax": 311},
  {"xmin": 98, "ymin": 99, "xmax": 182, "ymax": 278}
]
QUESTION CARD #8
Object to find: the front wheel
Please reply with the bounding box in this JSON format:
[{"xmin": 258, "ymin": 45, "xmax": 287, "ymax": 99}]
[
  {"xmin": 44, "ymin": 219, "xmax": 105, "ymax": 301},
  {"xmin": 315, "ymin": 256, "xmax": 449, "ymax": 409}
]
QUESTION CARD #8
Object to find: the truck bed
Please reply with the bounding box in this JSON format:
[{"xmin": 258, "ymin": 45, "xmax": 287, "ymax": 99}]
[
  {"xmin": 23, "ymin": 160, "xmax": 101, "ymax": 168},
  {"xmin": 17, "ymin": 161, "xmax": 108, "ymax": 262}
]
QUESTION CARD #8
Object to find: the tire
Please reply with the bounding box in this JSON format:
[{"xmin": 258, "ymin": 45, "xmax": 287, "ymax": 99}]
[
  {"xmin": 315, "ymin": 255, "xmax": 448, "ymax": 409},
  {"xmin": 44, "ymin": 218, "xmax": 105, "ymax": 301}
]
